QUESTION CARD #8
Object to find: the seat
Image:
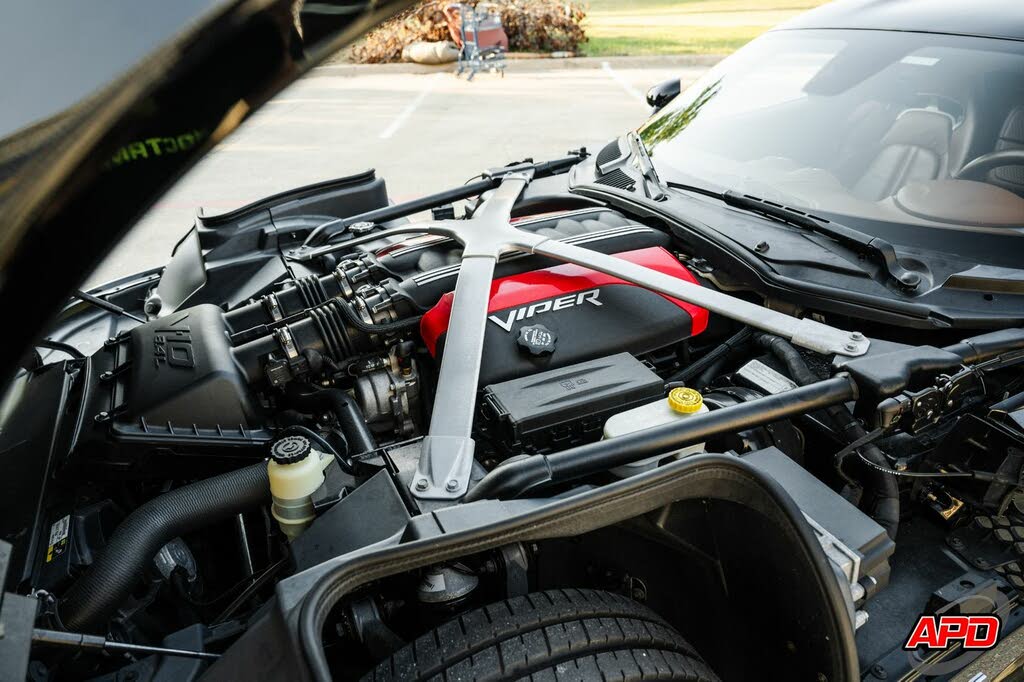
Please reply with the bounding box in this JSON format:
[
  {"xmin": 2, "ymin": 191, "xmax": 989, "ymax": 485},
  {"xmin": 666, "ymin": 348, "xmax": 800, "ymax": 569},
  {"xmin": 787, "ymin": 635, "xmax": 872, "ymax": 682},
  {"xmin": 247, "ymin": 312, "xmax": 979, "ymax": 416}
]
[
  {"xmin": 852, "ymin": 109, "xmax": 953, "ymax": 201},
  {"xmin": 985, "ymin": 104, "xmax": 1024, "ymax": 194}
]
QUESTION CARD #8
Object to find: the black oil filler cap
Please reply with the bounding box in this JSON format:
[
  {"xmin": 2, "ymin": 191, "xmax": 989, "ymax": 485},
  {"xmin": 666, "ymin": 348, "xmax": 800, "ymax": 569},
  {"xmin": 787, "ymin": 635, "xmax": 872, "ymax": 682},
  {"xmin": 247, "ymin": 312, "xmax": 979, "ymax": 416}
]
[{"xmin": 517, "ymin": 324, "xmax": 557, "ymax": 356}]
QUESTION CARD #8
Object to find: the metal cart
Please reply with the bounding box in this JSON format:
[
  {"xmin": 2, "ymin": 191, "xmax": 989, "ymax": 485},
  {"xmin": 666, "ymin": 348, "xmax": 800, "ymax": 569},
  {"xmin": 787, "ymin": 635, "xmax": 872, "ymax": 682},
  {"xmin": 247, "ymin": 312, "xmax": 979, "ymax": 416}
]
[{"xmin": 443, "ymin": 3, "xmax": 508, "ymax": 80}]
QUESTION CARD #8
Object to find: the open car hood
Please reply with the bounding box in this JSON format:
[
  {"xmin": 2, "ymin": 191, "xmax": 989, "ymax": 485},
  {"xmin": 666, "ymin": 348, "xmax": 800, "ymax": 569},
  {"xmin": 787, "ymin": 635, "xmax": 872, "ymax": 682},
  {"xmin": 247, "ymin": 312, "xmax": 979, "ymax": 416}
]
[{"xmin": 0, "ymin": 0, "xmax": 415, "ymax": 386}]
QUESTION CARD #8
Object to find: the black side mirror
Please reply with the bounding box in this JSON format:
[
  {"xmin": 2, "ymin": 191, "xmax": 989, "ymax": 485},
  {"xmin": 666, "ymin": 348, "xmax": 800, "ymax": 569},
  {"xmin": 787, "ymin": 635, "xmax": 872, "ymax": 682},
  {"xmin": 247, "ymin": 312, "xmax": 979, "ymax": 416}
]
[{"xmin": 646, "ymin": 79, "xmax": 681, "ymax": 111}]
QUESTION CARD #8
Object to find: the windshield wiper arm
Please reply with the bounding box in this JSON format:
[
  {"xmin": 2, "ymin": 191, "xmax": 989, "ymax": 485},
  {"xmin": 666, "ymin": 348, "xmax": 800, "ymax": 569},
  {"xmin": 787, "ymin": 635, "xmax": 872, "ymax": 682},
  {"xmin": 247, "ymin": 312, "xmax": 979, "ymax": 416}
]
[
  {"xmin": 627, "ymin": 132, "xmax": 668, "ymax": 201},
  {"xmin": 667, "ymin": 182, "xmax": 923, "ymax": 291}
]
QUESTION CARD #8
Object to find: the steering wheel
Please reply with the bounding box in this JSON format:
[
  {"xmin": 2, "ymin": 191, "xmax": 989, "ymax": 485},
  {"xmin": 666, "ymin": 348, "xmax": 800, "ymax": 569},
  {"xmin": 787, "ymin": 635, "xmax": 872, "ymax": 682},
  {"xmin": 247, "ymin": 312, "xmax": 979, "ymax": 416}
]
[{"xmin": 955, "ymin": 149, "xmax": 1024, "ymax": 181}]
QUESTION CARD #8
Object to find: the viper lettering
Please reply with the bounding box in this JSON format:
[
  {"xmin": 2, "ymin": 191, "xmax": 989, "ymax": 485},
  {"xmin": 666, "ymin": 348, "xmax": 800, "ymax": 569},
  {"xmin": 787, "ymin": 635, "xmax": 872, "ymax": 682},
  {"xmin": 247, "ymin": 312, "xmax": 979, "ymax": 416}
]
[{"xmin": 488, "ymin": 289, "xmax": 602, "ymax": 332}]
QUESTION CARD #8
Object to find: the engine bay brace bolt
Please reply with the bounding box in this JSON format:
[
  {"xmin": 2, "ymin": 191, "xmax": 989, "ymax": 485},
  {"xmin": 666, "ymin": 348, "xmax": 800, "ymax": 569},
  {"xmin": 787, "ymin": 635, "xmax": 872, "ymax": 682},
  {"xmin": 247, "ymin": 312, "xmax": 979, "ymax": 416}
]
[
  {"xmin": 845, "ymin": 342, "xmax": 859, "ymax": 352},
  {"xmin": 415, "ymin": 479, "xmax": 429, "ymax": 492},
  {"xmin": 349, "ymin": 221, "xmax": 376, "ymax": 235},
  {"xmin": 445, "ymin": 479, "xmax": 460, "ymax": 492},
  {"xmin": 850, "ymin": 332, "xmax": 865, "ymax": 341},
  {"xmin": 899, "ymin": 271, "xmax": 921, "ymax": 288}
]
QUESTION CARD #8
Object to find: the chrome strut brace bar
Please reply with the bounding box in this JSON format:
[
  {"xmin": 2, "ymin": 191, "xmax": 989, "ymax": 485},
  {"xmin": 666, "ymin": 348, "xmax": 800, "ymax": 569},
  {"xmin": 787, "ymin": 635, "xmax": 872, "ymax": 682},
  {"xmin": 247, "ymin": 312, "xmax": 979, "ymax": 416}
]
[{"xmin": 293, "ymin": 172, "xmax": 870, "ymax": 499}]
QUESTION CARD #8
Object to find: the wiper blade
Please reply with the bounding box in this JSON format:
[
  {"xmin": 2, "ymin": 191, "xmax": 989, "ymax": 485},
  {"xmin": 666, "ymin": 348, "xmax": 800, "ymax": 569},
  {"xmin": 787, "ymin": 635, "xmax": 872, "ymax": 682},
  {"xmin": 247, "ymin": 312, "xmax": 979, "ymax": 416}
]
[{"xmin": 667, "ymin": 183, "xmax": 923, "ymax": 291}]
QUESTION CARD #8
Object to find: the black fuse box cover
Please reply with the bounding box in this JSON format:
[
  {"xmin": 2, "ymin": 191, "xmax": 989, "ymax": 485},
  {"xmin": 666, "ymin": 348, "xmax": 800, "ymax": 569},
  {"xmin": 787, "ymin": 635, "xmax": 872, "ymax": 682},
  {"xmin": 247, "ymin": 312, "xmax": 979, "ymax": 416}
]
[{"xmin": 479, "ymin": 352, "xmax": 664, "ymax": 456}]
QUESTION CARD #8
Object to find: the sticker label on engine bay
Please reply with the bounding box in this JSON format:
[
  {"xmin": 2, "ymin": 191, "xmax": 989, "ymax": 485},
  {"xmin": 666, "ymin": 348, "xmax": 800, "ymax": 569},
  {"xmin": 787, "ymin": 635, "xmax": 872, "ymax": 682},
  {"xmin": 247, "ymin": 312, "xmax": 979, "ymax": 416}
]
[
  {"xmin": 46, "ymin": 515, "xmax": 70, "ymax": 563},
  {"xmin": 735, "ymin": 359, "xmax": 798, "ymax": 395},
  {"xmin": 488, "ymin": 289, "xmax": 602, "ymax": 332}
]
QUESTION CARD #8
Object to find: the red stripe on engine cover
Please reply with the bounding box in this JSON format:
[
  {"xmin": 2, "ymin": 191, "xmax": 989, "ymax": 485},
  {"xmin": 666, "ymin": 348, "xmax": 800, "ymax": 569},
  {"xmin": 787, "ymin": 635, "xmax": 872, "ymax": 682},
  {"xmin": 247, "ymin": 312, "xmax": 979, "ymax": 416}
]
[{"xmin": 419, "ymin": 247, "xmax": 709, "ymax": 356}]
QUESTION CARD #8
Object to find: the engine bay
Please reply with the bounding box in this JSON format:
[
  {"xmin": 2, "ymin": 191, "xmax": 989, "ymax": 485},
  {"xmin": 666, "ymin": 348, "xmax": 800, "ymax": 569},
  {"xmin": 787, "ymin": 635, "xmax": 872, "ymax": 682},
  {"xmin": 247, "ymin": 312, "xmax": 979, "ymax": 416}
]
[{"xmin": 3, "ymin": 155, "xmax": 1024, "ymax": 681}]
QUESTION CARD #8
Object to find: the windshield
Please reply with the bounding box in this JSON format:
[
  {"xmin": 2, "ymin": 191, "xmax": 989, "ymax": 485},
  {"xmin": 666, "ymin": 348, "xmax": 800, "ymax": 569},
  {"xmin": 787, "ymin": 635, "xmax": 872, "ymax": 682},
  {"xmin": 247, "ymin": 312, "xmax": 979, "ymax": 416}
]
[{"xmin": 641, "ymin": 29, "xmax": 1024, "ymax": 250}]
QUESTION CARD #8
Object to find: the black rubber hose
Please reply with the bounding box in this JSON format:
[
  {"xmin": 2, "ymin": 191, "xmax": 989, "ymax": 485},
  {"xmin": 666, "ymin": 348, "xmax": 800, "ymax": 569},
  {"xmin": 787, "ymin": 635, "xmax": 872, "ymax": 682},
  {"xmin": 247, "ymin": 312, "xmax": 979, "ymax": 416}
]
[
  {"xmin": 835, "ymin": 424, "xmax": 900, "ymax": 540},
  {"xmin": 286, "ymin": 385, "xmax": 377, "ymax": 456},
  {"xmin": 333, "ymin": 299, "xmax": 423, "ymax": 336},
  {"xmin": 666, "ymin": 326, "xmax": 752, "ymax": 385},
  {"xmin": 281, "ymin": 424, "xmax": 342, "ymax": 459},
  {"xmin": 693, "ymin": 354, "xmax": 731, "ymax": 392},
  {"xmin": 755, "ymin": 334, "xmax": 899, "ymax": 539},
  {"xmin": 755, "ymin": 334, "xmax": 818, "ymax": 386},
  {"xmin": 60, "ymin": 463, "xmax": 270, "ymax": 632},
  {"xmin": 37, "ymin": 339, "xmax": 86, "ymax": 359}
]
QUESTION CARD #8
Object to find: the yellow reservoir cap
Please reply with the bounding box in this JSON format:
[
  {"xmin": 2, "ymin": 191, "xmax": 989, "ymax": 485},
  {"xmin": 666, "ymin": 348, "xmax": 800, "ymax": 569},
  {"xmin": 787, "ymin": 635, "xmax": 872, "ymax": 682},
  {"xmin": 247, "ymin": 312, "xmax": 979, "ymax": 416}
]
[{"xmin": 667, "ymin": 387, "xmax": 703, "ymax": 414}]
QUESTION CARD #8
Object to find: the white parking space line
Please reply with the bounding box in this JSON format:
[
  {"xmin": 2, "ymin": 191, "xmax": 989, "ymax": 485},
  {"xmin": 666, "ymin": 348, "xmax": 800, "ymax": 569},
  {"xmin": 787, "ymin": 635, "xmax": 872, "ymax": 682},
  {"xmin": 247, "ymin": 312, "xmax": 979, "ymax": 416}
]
[
  {"xmin": 601, "ymin": 61, "xmax": 646, "ymax": 104},
  {"xmin": 379, "ymin": 75, "xmax": 439, "ymax": 139}
]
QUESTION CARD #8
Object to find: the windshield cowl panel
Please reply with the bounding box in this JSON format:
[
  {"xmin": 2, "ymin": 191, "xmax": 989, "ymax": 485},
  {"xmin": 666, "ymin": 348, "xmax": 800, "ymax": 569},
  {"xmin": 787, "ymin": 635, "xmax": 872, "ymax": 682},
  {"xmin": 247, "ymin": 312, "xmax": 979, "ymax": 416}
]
[{"xmin": 642, "ymin": 190, "xmax": 1024, "ymax": 329}]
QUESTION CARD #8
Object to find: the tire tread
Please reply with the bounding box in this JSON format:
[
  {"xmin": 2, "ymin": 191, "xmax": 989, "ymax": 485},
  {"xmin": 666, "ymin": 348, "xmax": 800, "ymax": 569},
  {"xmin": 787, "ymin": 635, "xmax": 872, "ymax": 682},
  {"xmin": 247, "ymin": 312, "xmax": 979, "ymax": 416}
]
[{"xmin": 362, "ymin": 589, "xmax": 716, "ymax": 682}]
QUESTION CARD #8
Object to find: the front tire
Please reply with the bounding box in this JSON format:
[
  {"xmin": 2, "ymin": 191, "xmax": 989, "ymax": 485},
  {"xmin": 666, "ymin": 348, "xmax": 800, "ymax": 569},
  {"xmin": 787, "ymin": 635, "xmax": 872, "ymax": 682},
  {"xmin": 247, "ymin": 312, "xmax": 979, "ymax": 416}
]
[{"xmin": 363, "ymin": 588, "xmax": 719, "ymax": 681}]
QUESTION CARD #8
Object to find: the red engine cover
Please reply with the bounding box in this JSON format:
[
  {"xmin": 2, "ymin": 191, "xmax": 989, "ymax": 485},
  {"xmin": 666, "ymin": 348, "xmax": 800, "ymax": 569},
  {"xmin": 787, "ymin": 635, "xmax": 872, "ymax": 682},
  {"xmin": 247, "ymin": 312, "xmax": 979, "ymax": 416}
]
[{"xmin": 420, "ymin": 247, "xmax": 709, "ymax": 356}]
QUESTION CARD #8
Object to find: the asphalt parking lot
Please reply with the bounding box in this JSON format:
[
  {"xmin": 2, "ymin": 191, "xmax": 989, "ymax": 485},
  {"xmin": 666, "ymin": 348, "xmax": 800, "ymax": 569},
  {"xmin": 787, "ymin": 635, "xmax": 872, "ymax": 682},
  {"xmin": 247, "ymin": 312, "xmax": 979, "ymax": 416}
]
[{"xmin": 87, "ymin": 56, "xmax": 715, "ymax": 286}]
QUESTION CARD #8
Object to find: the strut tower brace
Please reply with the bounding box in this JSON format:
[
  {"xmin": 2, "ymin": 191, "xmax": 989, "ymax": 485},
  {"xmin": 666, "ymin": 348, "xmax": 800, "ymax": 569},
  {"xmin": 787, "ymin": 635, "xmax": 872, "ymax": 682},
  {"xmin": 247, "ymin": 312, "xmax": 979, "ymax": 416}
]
[{"xmin": 291, "ymin": 171, "xmax": 870, "ymax": 499}]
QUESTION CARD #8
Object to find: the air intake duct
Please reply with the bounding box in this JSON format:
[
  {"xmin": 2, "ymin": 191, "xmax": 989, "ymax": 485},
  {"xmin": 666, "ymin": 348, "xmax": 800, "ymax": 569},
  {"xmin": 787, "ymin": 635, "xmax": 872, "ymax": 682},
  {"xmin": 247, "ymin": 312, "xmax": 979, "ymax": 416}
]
[{"xmin": 224, "ymin": 253, "xmax": 387, "ymax": 332}]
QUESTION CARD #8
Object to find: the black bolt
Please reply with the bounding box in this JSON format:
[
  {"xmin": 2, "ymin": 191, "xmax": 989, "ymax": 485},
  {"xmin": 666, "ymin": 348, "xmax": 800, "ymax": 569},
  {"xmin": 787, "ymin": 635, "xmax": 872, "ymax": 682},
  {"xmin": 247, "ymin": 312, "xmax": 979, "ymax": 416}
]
[
  {"xmin": 870, "ymin": 663, "xmax": 887, "ymax": 679},
  {"xmin": 754, "ymin": 241, "xmax": 770, "ymax": 253}
]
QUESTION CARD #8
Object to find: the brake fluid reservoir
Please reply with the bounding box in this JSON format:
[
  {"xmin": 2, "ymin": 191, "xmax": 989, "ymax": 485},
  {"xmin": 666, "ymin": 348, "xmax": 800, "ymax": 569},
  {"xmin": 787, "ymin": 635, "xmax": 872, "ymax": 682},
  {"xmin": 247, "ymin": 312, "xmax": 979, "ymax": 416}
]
[
  {"xmin": 602, "ymin": 387, "xmax": 708, "ymax": 477},
  {"xmin": 267, "ymin": 435, "xmax": 332, "ymax": 539}
]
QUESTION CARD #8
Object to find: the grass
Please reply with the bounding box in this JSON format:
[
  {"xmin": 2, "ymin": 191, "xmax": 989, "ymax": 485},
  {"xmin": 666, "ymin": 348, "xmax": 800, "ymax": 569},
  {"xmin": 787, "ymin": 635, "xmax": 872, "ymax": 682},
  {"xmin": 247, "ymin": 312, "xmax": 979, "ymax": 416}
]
[{"xmin": 582, "ymin": 0, "xmax": 830, "ymax": 56}]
